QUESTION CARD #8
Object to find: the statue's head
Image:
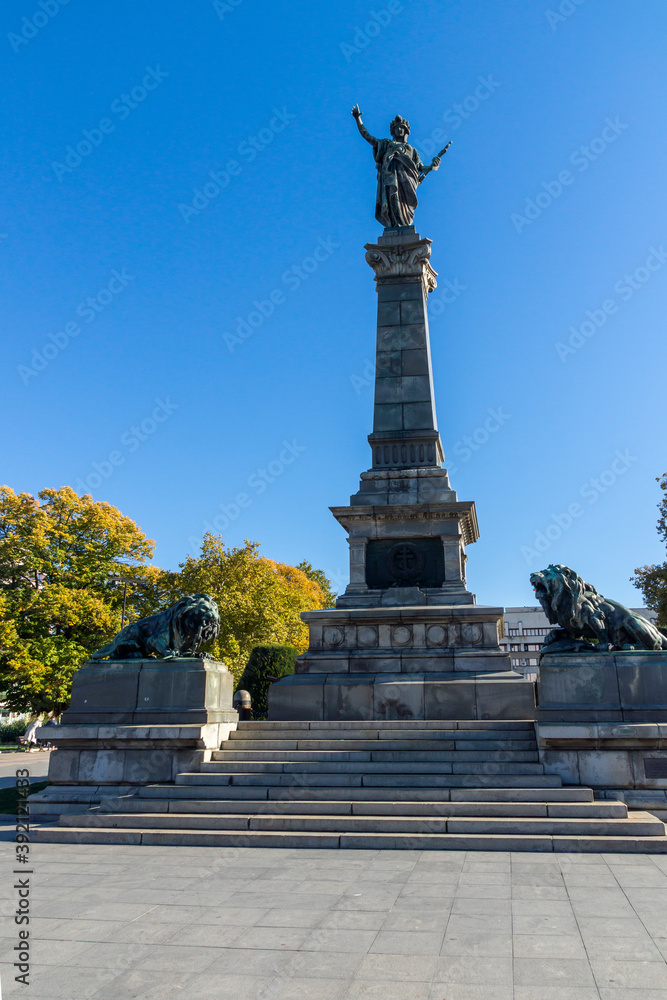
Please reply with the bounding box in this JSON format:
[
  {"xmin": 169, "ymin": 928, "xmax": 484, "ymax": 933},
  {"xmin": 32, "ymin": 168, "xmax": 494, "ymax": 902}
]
[
  {"xmin": 530, "ymin": 564, "xmax": 597, "ymax": 624},
  {"xmin": 390, "ymin": 115, "xmax": 410, "ymax": 140}
]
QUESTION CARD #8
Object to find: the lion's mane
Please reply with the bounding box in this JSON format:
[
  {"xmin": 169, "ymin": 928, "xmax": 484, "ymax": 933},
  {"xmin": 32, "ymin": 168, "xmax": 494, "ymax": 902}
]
[{"xmin": 91, "ymin": 593, "xmax": 220, "ymax": 660}]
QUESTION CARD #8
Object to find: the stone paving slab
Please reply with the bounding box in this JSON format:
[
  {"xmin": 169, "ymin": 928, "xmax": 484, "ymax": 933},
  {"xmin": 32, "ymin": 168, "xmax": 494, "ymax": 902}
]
[
  {"xmin": 0, "ymin": 750, "xmax": 50, "ymax": 788},
  {"xmin": 2, "ymin": 838, "xmax": 667, "ymax": 998}
]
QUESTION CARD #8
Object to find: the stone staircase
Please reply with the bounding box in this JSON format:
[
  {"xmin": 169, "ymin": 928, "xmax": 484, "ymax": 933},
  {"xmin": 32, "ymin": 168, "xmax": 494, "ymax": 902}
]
[{"xmin": 35, "ymin": 720, "xmax": 667, "ymax": 852}]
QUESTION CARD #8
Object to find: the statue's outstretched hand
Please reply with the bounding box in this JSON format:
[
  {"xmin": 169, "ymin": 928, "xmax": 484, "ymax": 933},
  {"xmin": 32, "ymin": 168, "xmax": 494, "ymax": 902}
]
[
  {"xmin": 351, "ymin": 104, "xmax": 363, "ymax": 119},
  {"xmin": 431, "ymin": 156, "xmax": 441, "ymax": 170}
]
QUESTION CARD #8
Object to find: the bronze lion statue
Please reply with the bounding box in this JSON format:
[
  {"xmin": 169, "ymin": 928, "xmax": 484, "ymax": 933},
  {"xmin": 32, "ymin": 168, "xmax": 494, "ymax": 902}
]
[
  {"xmin": 530, "ymin": 564, "xmax": 667, "ymax": 653},
  {"xmin": 91, "ymin": 593, "xmax": 220, "ymax": 661}
]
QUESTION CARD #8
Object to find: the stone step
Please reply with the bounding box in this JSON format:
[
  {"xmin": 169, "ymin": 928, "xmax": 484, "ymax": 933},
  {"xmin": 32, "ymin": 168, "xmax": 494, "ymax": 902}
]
[
  {"xmin": 57, "ymin": 811, "xmax": 663, "ymax": 837},
  {"xmin": 96, "ymin": 798, "xmax": 629, "ymax": 819},
  {"xmin": 212, "ymin": 749, "xmax": 540, "ymax": 763},
  {"xmin": 229, "ymin": 728, "xmax": 535, "ymax": 742},
  {"xmin": 33, "ymin": 826, "xmax": 667, "ymax": 853},
  {"xmin": 216, "ymin": 741, "xmax": 538, "ymax": 755},
  {"xmin": 198, "ymin": 760, "xmax": 547, "ymax": 775},
  {"xmin": 174, "ymin": 772, "xmax": 561, "ymax": 788},
  {"xmin": 235, "ymin": 720, "xmax": 536, "ymax": 731},
  {"xmin": 137, "ymin": 784, "xmax": 589, "ymax": 802}
]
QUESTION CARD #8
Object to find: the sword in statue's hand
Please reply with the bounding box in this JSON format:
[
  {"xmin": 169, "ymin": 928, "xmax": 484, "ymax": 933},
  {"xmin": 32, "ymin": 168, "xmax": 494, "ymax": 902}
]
[{"xmin": 419, "ymin": 140, "xmax": 452, "ymax": 183}]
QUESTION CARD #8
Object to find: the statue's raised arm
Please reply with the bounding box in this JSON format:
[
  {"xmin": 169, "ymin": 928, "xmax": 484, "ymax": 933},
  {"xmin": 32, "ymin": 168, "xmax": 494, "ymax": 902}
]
[
  {"xmin": 351, "ymin": 105, "xmax": 377, "ymax": 146},
  {"xmin": 351, "ymin": 105, "xmax": 451, "ymax": 229}
]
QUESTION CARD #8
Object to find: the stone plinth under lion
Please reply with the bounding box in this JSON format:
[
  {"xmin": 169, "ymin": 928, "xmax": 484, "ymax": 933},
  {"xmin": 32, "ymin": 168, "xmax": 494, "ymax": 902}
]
[
  {"xmin": 528, "ymin": 566, "xmax": 667, "ymax": 809},
  {"xmin": 30, "ymin": 595, "xmax": 238, "ymax": 822},
  {"xmin": 530, "ymin": 565, "xmax": 667, "ymax": 723}
]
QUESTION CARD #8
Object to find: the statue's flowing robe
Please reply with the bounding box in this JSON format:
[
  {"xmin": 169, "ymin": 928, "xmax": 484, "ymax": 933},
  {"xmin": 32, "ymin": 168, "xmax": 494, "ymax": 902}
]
[{"xmin": 372, "ymin": 138, "xmax": 424, "ymax": 228}]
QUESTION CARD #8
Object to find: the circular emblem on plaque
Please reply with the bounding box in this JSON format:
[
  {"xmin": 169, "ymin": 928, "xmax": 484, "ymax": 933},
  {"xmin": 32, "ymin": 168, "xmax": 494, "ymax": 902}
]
[
  {"xmin": 386, "ymin": 542, "xmax": 425, "ymax": 584},
  {"xmin": 426, "ymin": 625, "xmax": 447, "ymax": 646},
  {"xmin": 461, "ymin": 623, "xmax": 483, "ymax": 646},
  {"xmin": 391, "ymin": 625, "xmax": 413, "ymax": 646},
  {"xmin": 323, "ymin": 627, "xmax": 344, "ymax": 647},
  {"xmin": 357, "ymin": 625, "xmax": 378, "ymax": 647}
]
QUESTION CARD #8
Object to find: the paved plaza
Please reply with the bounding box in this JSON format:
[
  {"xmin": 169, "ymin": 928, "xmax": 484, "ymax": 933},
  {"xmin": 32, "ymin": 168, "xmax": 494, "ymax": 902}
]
[
  {"xmin": 0, "ymin": 751, "xmax": 50, "ymax": 789},
  {"xmin": 2, "ymin": 841, "xmax": 667, "ymax": 999}
]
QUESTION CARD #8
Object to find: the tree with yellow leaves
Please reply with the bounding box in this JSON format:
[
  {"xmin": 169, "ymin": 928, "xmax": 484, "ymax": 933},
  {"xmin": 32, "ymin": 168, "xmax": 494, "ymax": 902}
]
[
  {"xmin": 142, "ymin": 535, "xmax": 329, "ymax": 684},
  {"xmin": 0, "ymin": 486, "xmax": 154, "ymax": 714},
  {"xmin": 0, "ymin": 487, "xmax": 333, "ymax": 708}
]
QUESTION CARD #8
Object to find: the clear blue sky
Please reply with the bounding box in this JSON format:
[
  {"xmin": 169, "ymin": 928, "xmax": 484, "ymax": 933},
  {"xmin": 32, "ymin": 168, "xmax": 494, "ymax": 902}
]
[{"xmin": 2, "ymin": 0, "xmax": 666, "ymax": 606}]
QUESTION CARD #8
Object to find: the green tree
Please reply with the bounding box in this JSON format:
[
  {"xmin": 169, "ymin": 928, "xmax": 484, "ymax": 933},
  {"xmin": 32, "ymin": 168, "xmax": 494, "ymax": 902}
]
[
  {"xmin": 0, "ymin": 486, "xmax": 153, "ymax": 591},
  {"xmin": 632, "ymin": 473, "xmax": 667, "ymax": 626},
  {"xmin": 297, "ymin": 560, "xmax": 337, "ymax": 607},
  {"xmin": 0, "ymin": 487, "xmax": 333, "ymax": 709},
  {"xmin": 0, "ymin": 486, "xmax": 155, "ymax": 713},
  {"xmin": 168, "ymin": 535, "xmax": 326, "ymax": 683}
]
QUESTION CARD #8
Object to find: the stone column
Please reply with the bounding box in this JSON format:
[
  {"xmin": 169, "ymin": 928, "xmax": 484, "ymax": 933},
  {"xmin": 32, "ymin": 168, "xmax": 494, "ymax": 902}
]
[
  {"xmin": 441, "ymin": 534, "xmax": 464, "ymax": 586},
  {"xmin": 346, "ymin": 537, "xmax": 369, "ymax": 593},
  {"xmin": 365, "ymin": 226, "xmax": 444, "ymax": 470}
]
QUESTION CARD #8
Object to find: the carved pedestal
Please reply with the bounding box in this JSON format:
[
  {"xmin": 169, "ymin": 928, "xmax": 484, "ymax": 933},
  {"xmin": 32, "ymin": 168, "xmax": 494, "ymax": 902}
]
[
  {"xmin": 534, "ymin": 652, "xmax": 667, "ymax": 815},
  {"xmin": 269, "ymin": 605, "xmax": 535, "ymax": 721},
  {"xmin": 31, "ymin": 658, "xmax": 238, "ymax": 821}
]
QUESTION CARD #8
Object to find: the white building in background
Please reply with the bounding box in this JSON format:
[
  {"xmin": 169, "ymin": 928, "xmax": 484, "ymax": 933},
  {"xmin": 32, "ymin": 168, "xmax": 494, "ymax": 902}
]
[
  {"xmin": 0, "ymin": 708, "xmax": 29, "ymax": 725},
  {"xmin": 501, "ymin": 605, "xmax": 659, "ymax": 681}
]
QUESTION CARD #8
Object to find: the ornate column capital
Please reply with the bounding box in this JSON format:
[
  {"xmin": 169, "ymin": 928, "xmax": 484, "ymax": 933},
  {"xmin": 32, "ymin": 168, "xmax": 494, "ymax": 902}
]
[{"xmin": 364, "ymin": 236, "xmax": 437, "ymax": 295}]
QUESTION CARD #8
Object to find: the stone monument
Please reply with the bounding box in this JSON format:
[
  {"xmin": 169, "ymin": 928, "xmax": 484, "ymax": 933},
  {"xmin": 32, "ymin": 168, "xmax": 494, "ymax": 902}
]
[
  {"xmin": 31, "ymin": 595, "xmax": 238, "ymax": 820},
  {"xmin": 531, "ymin": 563, "xmax": 667, "ymax": 722},
  {"xmin": 268, "ymin": 110, "xmax": 535, "ymax": 722},
  {"xmin": 529, "ymin": 565, "xmax": 667, "ymax": 817}
]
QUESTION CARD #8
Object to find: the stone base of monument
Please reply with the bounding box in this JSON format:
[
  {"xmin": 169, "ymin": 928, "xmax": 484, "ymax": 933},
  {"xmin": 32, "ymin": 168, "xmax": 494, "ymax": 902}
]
[
  {"xmin": 537, "ymin": 650, "xmax": 667, "ymax": 723},
  {"xmin": 30, "ymin": 658, "xmax": 238, "ymax": 822},
  {"xmin": 534, "ymin": 651, "xmax": 667, "ymax": 812},
  {"xmin": 537, "ymin": 722, "xmax": 667, "ymax": 790},
  {"xmin": 60, "ymin": 656, "xmax": 237, "ymax": 725},
  {"xmin": 268, "ymin": 670, "xmax": 535, "ymax": 722},
  {"xmin": 268, "ymin": 605, "xmax": 535, "ymax": 721}
]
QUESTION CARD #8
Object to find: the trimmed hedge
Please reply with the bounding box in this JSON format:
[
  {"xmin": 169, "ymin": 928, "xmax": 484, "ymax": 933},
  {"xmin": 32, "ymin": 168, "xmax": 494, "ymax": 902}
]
[
  {"xmin": 0, "ymin": 780, "xmax": 49, "ymax": 814},
  {"xmin": 236, "ymin": 644, "xmax": 298, "ymax": 715},
  {"xmin": 0, "ymin": 722, "xmax": 31, "ymax": 744}
]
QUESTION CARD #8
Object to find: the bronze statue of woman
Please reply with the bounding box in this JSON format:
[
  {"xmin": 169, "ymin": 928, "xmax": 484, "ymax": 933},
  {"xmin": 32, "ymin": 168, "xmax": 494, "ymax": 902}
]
[{"xmin": 352, "ymin": 105, "xmax": 449, "ymax": 229}]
